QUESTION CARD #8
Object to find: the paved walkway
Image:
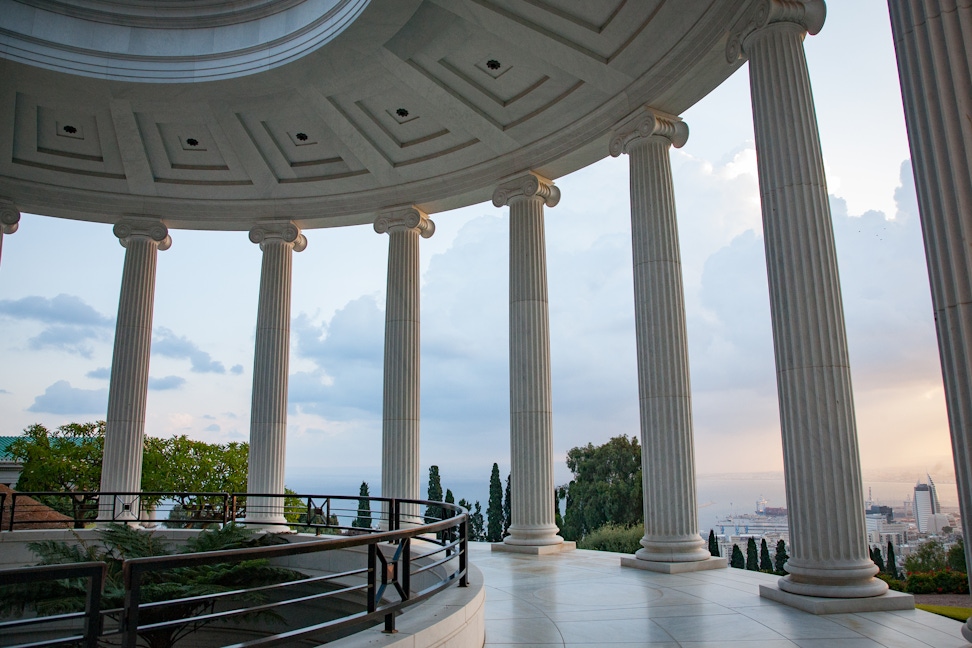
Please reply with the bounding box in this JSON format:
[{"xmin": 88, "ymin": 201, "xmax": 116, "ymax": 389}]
[{"xmin": 470, "ymin": 543, "xmax": 968, "ymax": 648}]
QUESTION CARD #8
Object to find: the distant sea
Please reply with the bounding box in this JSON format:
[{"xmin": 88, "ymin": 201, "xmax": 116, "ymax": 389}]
[{"xmin": 284, "ymin": 469, "xmax": 960, "ymax": 535}]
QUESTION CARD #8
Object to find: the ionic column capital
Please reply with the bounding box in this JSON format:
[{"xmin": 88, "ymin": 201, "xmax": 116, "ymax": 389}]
[
  {"xmin": 727, "ymin": 0, "xmax": 826, "ymax": 62},
  {"xmin": 113, "ymin": 217, "xmax": 171, "ymax": 251},
  {"xmin": 0, "ymin": 199, "xmax": 20, "ymax": 234},
  {"xmin": 249, "ymin": 222, "xmax": 307, "ymax": 252},
  {"xmin": 610, "ymin": 108, "xmax": 688, "ymax": 156},
  {"xmin": 374, "ymin": 207, "xmax": 435, "ymax": 238},
  {"xmin": 492, "ymin": 172, "xmax": 560, "ymax": 209}
]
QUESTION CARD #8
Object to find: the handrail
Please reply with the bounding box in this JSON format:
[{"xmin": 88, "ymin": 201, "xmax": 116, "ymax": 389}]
[{"xmin": 0, "ymin": 493, "xmax": 469, "ymax": 648}]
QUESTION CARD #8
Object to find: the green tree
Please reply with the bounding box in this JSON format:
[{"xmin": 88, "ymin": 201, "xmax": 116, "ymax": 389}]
[
  {"xmin": 774, "ymin": 539, "xmax": 789, "ymax": 575},
  {"xmin": 904, "ymin": 538, "xmax": 947, "ymax": 575},
  {"xmin": 0, "ymin": 524, "xmax": 300, "ymax": 648},
  {"xmin": 486, "ymin": 464, "xmax": 503, "ymax": 542},
  {"xmin": 870, "ymin": 546, "xmax": 886, "ymax": 572},
  {"xmin": 503, "ymin": 473, "xmax": 512, "ymax": 537},
  {"xmin": 948, "ymin": 537, "xmax": 966, "ymax": 573},
  {"xmin": 560, "ymin": 436, "xmax": 642, "ymax": 541},
  {"xmin": 425, "ymin": 465, "xmax": 444, "ymax": 524},
  {"xmin": 459, "ymin": 498, "xmax": 484, "ymax": 541},
  {"xmin": 352, "ymin": 481, "xmax": 372, "ymax": 529},
  {"xmin": 708, "ymin": 530, "xmax": 719, "ymax": 557},
  {"xmin": 9, "ymin": 422, "xmax": 105, "ymax": 522},
  {"xmin": 730, "ymin": 544, "xmax": 745, "ymax": 569},
  {"xmin": 759, "ymin": 538, "xmax": 773, "ymax": 572},
  {"xmin": 554, "ymin": 487, "xmax": 564, "ymax": 531},
  {"xmin": 746, "ymin": 537, "xmax": 759, "ymax": 571},
  {"xmin": 886, "ymin": 541, "xmax": 900, "ymax": 579}
]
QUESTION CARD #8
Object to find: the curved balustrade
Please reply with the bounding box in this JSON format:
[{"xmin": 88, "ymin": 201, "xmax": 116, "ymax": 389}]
[{"xmin": 0, "ymin": 493, "xmax": 470, "ymax": 648}]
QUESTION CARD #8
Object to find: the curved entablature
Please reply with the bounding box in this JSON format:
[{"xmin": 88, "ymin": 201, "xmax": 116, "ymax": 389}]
[{"xmin": 0, "ymin": 0, "xmax": 755, "ymax": 230}]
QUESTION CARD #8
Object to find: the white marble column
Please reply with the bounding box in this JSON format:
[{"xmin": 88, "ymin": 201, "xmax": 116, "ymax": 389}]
[
  {"xmin": 0, "ymin": 199, "xmax": 20, "ymax": 269},
  {"xmin": 100, "ymin": 217, "xmax": 171, "ymax": 521},
  {"xmin": 731, "ymin": 0, "xmax": 887, "ymax": 599},
  {"xmin": 247, "ymin": 222, "xmax": 306, "ymax": 528},
  {"xmin": 888, "ymin": 1, "xmax": 972, "ymax": 639},
  {"xmin": 610, "ymin": 109, "xmax": 714, "ymax": 569},
  {"xmin": 492, "ymin": 173, "xmax": 565, "ymax": 550},
  {"xmin": 375, "ymin": 207, "xmax": 434, "ymax": 527}
]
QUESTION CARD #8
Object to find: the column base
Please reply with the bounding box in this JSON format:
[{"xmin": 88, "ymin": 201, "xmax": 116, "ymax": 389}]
[
  {"xmin": 963, "ymin": 618, "xmax": 972, "ymax": 642},
  {"xmin": 778, "ymin": 560, "xmax": 888, "ymax": 598},
  {"xmin": 491, "ymin": 541, "xmax": 576, "ymax": 555},
  {"xmin": 504, "ymin": 523, "xmax": 564, "ymax": 546},
  {"xmin": 635, "ymin": 538, "xmax": 712, "ymax": 563},
  {"xmin": 622, "ymin": 555, "xmax": 727, "ymax": 573},
  {"xmin": 760, "ymin": 582, "xmax": 914, "ymax": 614}
]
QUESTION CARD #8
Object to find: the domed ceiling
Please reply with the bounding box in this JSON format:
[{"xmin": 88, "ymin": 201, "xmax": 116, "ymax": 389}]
[{"xmin": 0, "ymin": 0, "xmax": 751, "ymax": 230}]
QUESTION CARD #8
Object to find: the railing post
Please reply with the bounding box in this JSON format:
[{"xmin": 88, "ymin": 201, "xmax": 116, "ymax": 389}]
[
  {"xmin": 122, "ymin": 564, "xmax": 141, "ymax": 648},
  {"xmin": 84, "ymin": 564, "xmax": 106, "ymax": 648},
  {"xmin": 8, "ymin": 493, "xmax": 16, "ymax": 531},
  {"xmin": 459, "ymin": 515, "xmax": 469, "ymax": 587},
  {"xmin": 222, "ymin": 493, "xmax": 229, "ymax": 525},
  {"xmin": 401, "ymin": 537, "xmax": 411, "ymax": 599},
  {"xmin": 0, "ymin": 492, "xmax": 5, "ymax": 532},
  {"xmin": 367, "ymin": 543, "xmax": 377, "ymax": 614},
  {"xmin": 391, "ymin": 499, "xmax": 399, "ymax": 532}
]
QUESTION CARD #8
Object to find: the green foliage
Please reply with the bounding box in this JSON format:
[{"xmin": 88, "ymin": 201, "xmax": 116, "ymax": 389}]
[
  {"xmin": 503, "ymin": 473, "xmax": 511, "ymax": 537},
  {"xmin": 458, "ymin": 499, "xmax": 484, "ymax": 541},
  {"xmin": 9, "ymin": 422, "xmax": 105, "ymax": 522},
  {"xmin": 915, "ymin": 604, "xmax": 972, "ymax": 622},
  {"xmin": 774, "ymin": 539, "xmax": 788, "ymax": 575},
  {"xmin": 425, "ymin": 466, "xmax": 444, "ymax": 524},
  {"xmin": 560, "ymin": 436, "xmax": 642, "ymax": 541},
  {"xmin": 576, "ymin": 523, "xmax": 643, "ymax": 554},
  {"xmin": 730, "ymin": 544, "xmax": 745, "ymax": 569},
  {"xmin": 486, "ymin": 464, "xmax": 503, "ymax": 543},
  {"xmin": 870, "ymin": 546, "xmax": 886, "ymax": 572},
  {"xmin": 949, "ymin": 538, "xmax": 967, "ymax": 573},
  {"xmin": 352, "ymin": 481, "xmax": 372, "ymax": 529},
  {"xmin": 904, "ymin": 570, "xmax": 969, "ymax": 595},
  {"xmin": 759, "ymin": 538, "xmax": 773, "ymax": 572},
  {"xmin": 0, "ymin": 524, "xmax": 300, "ymax": 648},
  {"xmin": 144, "ymin": 435, "xmax": 248, "ymax": 501},
  {"xmin": 745, "ymin": 537, "xmax": 759, "ymax": 571},
  {"xmin": 708, "ymin": 530, "xmax": 719, "ymax": 557},
  {"xmin": 886, "ymin": 541, "xmax": 900, "ymax": 579},
  {"xmin": 876, "ymin": 572, "xmax": 905, "ymax": 591},
  {"xmin": 904, "ymin": 539, "xmax": 948, "ymax": 575}
]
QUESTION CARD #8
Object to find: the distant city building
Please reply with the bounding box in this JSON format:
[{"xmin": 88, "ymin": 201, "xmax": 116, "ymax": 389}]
[{"xmin": 914, "ymin": 478, "xmax": 939, "ymax": 533}]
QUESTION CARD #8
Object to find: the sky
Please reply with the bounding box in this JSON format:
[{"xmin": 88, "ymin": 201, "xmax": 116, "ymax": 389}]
[{"xmin": 0, "ymin": 2, "xmax": 956, "ymax": 504}]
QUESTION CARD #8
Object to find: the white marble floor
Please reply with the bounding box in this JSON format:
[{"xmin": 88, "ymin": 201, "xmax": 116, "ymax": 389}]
[{"xmin": 470, "ymin": 543, "xmax": 968, "ymax": 648}]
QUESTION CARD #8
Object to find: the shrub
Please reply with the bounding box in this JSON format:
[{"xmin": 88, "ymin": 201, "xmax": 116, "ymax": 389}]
[
  {"xmin": 576, "ymin": 523, "xmax": 643, "ymax": 554},
  {"xmin": 876, "ymin": 572, "xmax": 905, "ymax": 591},
  {"xmin": 904, "ymin": 570, "xmax": 969, "ymax": 595}
]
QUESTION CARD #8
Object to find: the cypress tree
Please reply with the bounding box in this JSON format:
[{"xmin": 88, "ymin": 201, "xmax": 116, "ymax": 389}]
[
  {"xmin": 503, "ymin": 473, "xmax": 512, "ymax": 536},
  {"xmin": 730, "ymin": 544, "xmax": 745, "ymax": 569},
  {"xmin": 774, "ymin": 539, "xmax": 789, "ymax": 575},
  {"xmin": 886, "ymin": 541, "xmax": 899, "ymax": 579},
  {"xmin": 708, "ymin": 529, "xmax": 719, "ymax": 557},
  {"xmin": 759, "ymin": 538, "xmax": 773, "ymax": 572},
  {"xmin": 351, "ymin": 481, "xmax": 372, "ymax": 529},
  {"xmin": 425, "ymin": 465, "xmax": 444, "ymax": 524},
  {"xmin": 486, "ymin": 463, "xmax": 503, "ymax": 542},
  {"xmin": 870, "ymin": 546, "xmax": 885, "ymax": 572},
  {"xmin": 746, "ymin": 537, "xmax": 759, "ymax": 570}
]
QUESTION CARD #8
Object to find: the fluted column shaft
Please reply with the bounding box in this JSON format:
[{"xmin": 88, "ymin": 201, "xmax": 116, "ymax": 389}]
[
  {"xmin": 888, "ymin": 1, "xmax": 972, "ymax": 638},
  {"xmin": 612, "ymin": 110, "xmax": 709, "ymax": 563},
  {"xmin": 493, "ymin": 173, "xmax": 563, "ymax": 547},
  {"xmin": 247, "ymin": 223, "xmax": 305, "ymax": 527},
  {"xmin": 376, "ymin": 208, "xmax": 434, "ymax": 527},
  {"xmin": 0, "ymin": 200, "xmax": 20, "ymax": 269},
  {"xmin": 739, "ymin": 0, "xmax": 886, "ymax": 597},
  {"xmin": 100, "ymin": 218, "xmax": 170, "ymax": 521}
]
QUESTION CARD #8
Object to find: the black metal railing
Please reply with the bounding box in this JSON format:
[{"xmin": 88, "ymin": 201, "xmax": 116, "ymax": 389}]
[{"xmin": 0, "ymin": 493, "xmax": 469, "ymax": 648}]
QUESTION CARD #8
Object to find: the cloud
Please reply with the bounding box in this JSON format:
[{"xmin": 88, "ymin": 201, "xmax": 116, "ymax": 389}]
[
  {"xmin": 148, "ymin": 375, "xmax": 186, "ymax": 391},
  {"xmin": 230, "ymin": 364, "xmax": 244, "ymax": 375},
  {"xmin": 0, "ymin": 389, "xmax": 9, "ymax": 395},
  {"xmin": 204, "ymin": 423, "xmax": 220, "ymax": 432},
  {"xmin": 27, "ymin": 380, "xmax": 107, "ymax": 414},
  {"xmin": 152, "ymin": 327, "xmax": 226, "ymax": 373},
  {"xmin": 0, "ymin": 294, "xmax": 113, "ymax": 357},
  {"xmin": 86, "ymin": 367, "xmax": 111, "ymax": 380}
]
